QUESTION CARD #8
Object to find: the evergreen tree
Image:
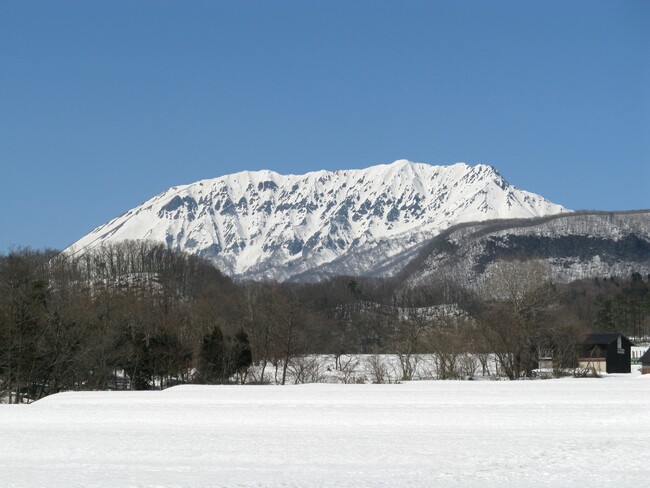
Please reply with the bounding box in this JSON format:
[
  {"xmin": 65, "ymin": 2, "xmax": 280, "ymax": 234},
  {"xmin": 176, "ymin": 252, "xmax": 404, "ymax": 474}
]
[
  {"xmin": 232, "ymin": 328, "xmax": 253, "ymax": 381},
  {"xmin": 197, "ymin": 326, "xmax": 230, "ymax": 384}
]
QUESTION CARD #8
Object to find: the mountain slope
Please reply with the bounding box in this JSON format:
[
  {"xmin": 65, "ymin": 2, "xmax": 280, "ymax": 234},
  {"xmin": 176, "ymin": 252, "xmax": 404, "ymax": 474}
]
[
  {"xmin": 401, "ymin": 210, "xmax": 650, "ymax": 288},
  {"xmin": 65, "ymin": 160, "xmax": 568, "ymax": 281}
]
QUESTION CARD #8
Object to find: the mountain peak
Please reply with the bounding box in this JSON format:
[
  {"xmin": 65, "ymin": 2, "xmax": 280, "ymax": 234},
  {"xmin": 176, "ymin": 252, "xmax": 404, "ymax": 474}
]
[
  {"xmin": 386, "ymin": 159, "xmax": 414, "ymax": 168},
  {"xmin": 66, "ymin": 161, "xmax": 569, "ymax": 281}
]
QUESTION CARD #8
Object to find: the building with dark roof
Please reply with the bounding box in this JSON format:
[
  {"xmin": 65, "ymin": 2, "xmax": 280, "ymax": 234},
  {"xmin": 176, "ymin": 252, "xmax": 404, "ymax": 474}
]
[
  {"xmin": 579, "ymin": 333, "xmax": 634, "ymax": 374},
  {"xmin": 640, "ymin": 349, "xmax": 650, "ymax": 375}
]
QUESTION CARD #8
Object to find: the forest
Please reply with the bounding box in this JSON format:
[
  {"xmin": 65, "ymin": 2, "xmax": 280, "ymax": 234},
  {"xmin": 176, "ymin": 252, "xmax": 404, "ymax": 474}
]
[{"xmin": 1, "ymin": 241, "xmax": 649, "ymax": 402}]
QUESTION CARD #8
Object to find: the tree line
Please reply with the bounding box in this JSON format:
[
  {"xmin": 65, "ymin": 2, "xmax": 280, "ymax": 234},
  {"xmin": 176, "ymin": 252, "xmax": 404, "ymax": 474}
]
[{"xmin": 1, "ymin": 241, "xmax": 648, "ymax": 402}]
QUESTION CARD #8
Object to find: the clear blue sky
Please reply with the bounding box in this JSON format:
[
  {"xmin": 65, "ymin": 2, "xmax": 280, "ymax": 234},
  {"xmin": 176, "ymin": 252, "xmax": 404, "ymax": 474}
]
[{"xmin": 1, "ymin": 0, "xmax": 648, "ymax": 252}]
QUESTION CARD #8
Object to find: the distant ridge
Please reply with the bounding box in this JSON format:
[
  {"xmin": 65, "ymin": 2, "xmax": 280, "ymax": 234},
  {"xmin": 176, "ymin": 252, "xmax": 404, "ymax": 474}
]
[{"xmin": 400, "ymin": 210, "xmax": 650, "ymax": 288}]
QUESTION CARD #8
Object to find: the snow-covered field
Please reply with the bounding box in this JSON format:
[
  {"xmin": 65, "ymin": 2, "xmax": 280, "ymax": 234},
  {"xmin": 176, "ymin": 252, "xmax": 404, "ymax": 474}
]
[{"xmin": 1, "ymin": 375, "xmax": 649, "ymax": 487}]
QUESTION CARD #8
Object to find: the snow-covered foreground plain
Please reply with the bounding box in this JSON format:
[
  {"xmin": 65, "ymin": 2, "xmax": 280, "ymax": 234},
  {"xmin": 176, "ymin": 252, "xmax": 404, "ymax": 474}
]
[{"xmin": 1, "ymin": 376, "xmax": 649, "ymax": 487}]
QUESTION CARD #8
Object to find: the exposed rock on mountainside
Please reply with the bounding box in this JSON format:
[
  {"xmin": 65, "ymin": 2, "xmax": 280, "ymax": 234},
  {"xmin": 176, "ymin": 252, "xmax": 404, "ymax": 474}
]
[{"xmin": 66, "ymin": 160, "xmax": 568, "ymax": 281}]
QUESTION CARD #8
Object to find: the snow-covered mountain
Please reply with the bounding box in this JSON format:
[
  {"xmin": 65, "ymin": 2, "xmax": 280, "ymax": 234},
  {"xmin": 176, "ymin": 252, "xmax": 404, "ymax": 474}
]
[{"xmin": 65, "ymin": 160, "xmax": 569, "ymax": 281}]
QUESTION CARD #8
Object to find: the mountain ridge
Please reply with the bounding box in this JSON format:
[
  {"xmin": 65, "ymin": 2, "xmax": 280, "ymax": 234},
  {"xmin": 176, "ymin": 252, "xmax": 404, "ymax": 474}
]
[
  {"xmin": 400, "ymin": 209, "xmax": 650, "ymax": 289},
  {"xmin": 66, "ymin": 160, "xmax": 569, "ymax": 281}
]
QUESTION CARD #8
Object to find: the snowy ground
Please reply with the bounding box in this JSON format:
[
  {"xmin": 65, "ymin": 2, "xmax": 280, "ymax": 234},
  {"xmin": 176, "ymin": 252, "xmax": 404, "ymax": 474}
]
[{"xmin": 0, "ymin": 375, "xmax": 649, "ymax": 487}]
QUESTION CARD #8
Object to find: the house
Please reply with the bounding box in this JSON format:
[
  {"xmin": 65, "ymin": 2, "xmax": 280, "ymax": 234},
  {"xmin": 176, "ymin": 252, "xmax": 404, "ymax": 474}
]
[
  {"xmin": 579, "ymin": 333, "xmax": 634, "ymax": 374},
  {"xmin": 640, "ymin": 349, "xmax": 650, "ymax": 375},
  {"xmin": 631, "ymin": 346, "xmax": 648, "ymax": 364},
  {"xmin": 537, "ymin": 347, "xmax": 554, "ymax": 370}
]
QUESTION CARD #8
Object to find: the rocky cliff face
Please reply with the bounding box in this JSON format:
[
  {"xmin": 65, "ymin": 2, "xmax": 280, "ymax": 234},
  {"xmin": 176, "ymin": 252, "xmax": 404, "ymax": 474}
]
[{"xmin": 66, "ymin": 160, "xmax": 568, "ymax": 281}]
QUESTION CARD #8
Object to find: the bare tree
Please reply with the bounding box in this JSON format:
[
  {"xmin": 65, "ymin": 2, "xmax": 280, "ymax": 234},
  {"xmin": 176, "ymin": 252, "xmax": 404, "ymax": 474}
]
[
  {"xmin": 365, "ymin": 355, "xmax": 390, "ymax": 384},
  {"xmin": 287, "ymin": 356, "xmax": 326, "ymax": 384},
  {"xmin": 475, "ymin": 259, "xmax": 576, "ymax": 379}
]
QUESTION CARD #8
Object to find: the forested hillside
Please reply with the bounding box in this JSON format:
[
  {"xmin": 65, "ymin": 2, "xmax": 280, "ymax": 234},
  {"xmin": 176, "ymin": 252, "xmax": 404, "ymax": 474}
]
[
  {"xmin": 403, "ymin": 210, "xmax": 650, "ymax": 287},
  {"xmin": 1, "ymin": 242, "xmax": 648, "ymax": 402}
]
